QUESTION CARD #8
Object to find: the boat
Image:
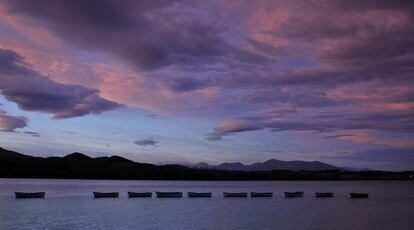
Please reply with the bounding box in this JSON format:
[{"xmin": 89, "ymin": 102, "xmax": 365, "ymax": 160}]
[
  {"xmin": 315, "ymin": 192, "xmax": 334, "ymax": 198},
  {"xmin": 250, "ymin": 192, "xmax": 273, "ymax": 197},
  {"xmin": 188, "ymin": 192, "xmax": 212, "ymax": 198},
  {"xmin": 128, "ymin": 192, "xmax": 152, "ymax": 198},
  {"xmin": 284, "ymin": 192, "xmax": 304, "ymax": 198},
  {"xmin": 15, "ymin": 192, "xmax": 45, "ymax": 199},
  {"xmin": 350, "ymin": 193, "xmax": 369, "ymax": 198},
  {"xmin": 223, "ymin": 192, "xmax": 248, "ymax": 198},
  {"xmin": 156, "ymin": 192, "xmax": 183, "ymax": 198},
  {"xmin": 93, "ymin": 192, "xmax": 119, "ymax": 198}
]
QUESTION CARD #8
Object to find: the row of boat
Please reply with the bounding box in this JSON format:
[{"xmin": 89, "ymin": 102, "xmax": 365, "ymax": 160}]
[{"xmin": 14, "ymin": 192, "xmax": 369, "ymax": 199}]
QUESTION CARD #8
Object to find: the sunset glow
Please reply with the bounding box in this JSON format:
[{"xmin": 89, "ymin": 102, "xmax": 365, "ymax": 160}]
[{"xmin": 0, "ymin": 0, "xmax": 413, "ymax": 170}]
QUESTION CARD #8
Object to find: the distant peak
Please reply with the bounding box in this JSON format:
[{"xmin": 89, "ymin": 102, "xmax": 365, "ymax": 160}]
[{"xmin": 64, "ymin": 152, "xmax": 91, "ymax": 159}]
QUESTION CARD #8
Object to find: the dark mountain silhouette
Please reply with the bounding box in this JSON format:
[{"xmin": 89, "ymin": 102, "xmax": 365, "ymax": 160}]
[
  {"xmin": 0, "ymin": 147, "xmax": 412, "ymax": 180},
  {"xmin": 0, "ymin": 147, "xmax": 33, "ymax": 159},
  {"xmin": 194, "ymin": 159, "xmax": 339, "ymax": 171},
  {"xmin": 63, "ymin": 152, "xmax": 92, "ymax": 160}
]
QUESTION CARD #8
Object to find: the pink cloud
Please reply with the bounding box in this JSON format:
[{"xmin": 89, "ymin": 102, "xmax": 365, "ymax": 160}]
[
  {"xmin": 0, "ymin": 107, "xmax": 28, "ymax": 132},
  {"xmin": 0, "ymin": 48, "xmax": 121, "ymax": 118},
  {"xmin": 0, "ymin": 3, "xmax": 62, "ymax": 50},
  {"xmin": 326, "ymin": 129, "xmax": 414, "ymax": 148}
]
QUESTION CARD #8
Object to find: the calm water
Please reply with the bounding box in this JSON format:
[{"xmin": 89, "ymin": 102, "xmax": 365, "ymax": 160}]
[{"xmin": 0, "ymin": 179, "xmax": 413, "ymax": 230}]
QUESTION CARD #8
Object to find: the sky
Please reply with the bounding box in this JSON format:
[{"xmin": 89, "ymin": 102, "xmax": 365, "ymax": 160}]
[{"xmin": 0, "ymin": 0, "xmax": 413, "ymax": 171}]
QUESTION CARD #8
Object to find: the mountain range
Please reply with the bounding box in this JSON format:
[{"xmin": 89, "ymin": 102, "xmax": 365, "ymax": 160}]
[
  {"xmin": 193, "ymin": 159, "xmax": 340, "ymax": 171},
  {"xmin": 1, "ymin": 146, "xmax": 341, "ymax": 172},
  {"xmin": 1, "ymin": 147, "xmax": 411, "ymax": 180}
]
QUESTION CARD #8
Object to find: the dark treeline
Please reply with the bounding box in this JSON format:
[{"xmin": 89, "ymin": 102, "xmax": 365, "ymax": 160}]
[{"xmin": 0, "ymin": 147, "xmax": 413, "ymax": 180}]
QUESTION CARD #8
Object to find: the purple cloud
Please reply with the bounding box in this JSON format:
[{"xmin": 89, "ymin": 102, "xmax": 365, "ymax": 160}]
[
  {"xmin": 273, "ymin": 110, "xmax": 414, "ymax": 133},
  {"xmin": 23, "ymin": 131, "xmax": 41, "ymax": 137},
  {"xmin": 0, "ymin": 49, "xmax": 122, "ymax": 118},
  {"xmin": 0, "ymin": 107, "xmax": 28, "ymax": 132},
  {"xmin": 322, "ymin": 134, "xmax": 355, "ymax": 139},
  {"xmin": 206, "ymin": 118, "xmax": 263, "ymax": 140},
  {"xmin": 165, "ymin": 77, "xmax": 209, "ymax": 93},
  {"xmin": 3, "ymin": 0, "xmax": 272, "ymax": 72},
  {"xmin": 134, "ymin": 138, "xmax": 158, "ymax": 146},
  {"xmin": 214, "ymin": 118, "xmax": 263, "ymax": 133},
  {"xmin": 4, "ymin": 0, "xmax": 413, "ymax": 103},
  {"xmin": 208, "ymin": 109, "xmax": 414, "ymax": 140}
]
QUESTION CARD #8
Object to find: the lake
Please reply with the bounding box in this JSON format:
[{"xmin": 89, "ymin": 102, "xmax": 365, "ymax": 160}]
[{"xmin": 0, "ymin": 179, "xmax": 413, "ymax": 230}]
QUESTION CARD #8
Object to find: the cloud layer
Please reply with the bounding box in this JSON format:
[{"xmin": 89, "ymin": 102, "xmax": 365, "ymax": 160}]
[{"xmin": 3, "ymin": 0, "xmax": 273, "ymax": 72}]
